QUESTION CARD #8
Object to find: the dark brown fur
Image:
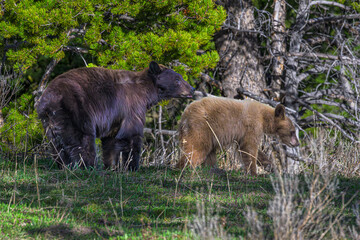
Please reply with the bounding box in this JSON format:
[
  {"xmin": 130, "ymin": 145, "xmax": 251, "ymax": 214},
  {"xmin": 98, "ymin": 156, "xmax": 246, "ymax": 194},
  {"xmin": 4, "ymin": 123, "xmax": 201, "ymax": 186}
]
[
  {"xmin": 37, "ymin": 61, "xmax": 194, "ymax": 170},
  {"xmin": 177, "ymin": 97, "xmax": 299, "ymax": 175}
]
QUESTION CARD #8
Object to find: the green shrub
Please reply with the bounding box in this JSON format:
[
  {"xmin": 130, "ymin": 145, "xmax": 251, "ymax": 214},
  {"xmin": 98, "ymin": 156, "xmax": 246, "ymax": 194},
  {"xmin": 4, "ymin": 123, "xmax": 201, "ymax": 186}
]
[{"xmin": 0, "ymin": 93, "xmax": 43, "ymax": 153}]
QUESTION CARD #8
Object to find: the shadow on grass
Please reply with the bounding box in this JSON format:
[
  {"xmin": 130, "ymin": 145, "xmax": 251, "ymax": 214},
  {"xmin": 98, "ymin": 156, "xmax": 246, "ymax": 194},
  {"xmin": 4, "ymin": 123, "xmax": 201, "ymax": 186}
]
[{"xmin": 26, "ymin": 223, "xmax": 120, "ymax": 240}]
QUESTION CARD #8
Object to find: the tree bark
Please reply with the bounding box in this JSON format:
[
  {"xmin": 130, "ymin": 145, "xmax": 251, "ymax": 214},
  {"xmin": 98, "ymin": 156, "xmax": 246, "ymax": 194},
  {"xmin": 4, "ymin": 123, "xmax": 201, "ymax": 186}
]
[{"xmin": 215, "ymin": 0, "xmax": 265, "ymax": 98}]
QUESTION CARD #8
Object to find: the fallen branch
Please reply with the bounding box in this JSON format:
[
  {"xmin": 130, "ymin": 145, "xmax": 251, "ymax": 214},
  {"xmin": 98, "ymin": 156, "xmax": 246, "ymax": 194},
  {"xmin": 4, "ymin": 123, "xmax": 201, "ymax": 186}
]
[
  {"xmin": 271, "ymin": 143, "xmax": 311, "ymax": 164},
  {"xmin": 143, "ymin": 128, "xmax": 177, "ymax": 136}
]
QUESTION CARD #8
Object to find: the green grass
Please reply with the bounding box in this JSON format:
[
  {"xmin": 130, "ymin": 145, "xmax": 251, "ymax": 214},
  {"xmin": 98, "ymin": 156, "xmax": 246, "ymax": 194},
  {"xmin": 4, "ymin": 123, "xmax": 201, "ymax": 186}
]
[{"xmin": 0, "ymin": 157, "xmax": 359, "ymax": 239}]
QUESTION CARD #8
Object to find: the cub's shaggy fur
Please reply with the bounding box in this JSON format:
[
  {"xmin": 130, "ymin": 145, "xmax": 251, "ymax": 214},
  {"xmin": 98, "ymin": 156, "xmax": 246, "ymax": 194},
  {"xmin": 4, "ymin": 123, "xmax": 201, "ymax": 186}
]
[{"xmin": 177, "ymin": 97, "xmax": 299, "ymax": 175}]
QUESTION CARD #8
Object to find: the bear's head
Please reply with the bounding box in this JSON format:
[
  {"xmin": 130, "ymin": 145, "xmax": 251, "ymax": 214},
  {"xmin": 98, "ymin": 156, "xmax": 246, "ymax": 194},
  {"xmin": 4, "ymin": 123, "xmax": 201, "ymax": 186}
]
[
  {"xmin": 274, "ymin": 104, "xmax": 300, "ymax": 147},
  {"xmin": 148, "ymin": 61, "xmax": 195, "ymax": 99}
]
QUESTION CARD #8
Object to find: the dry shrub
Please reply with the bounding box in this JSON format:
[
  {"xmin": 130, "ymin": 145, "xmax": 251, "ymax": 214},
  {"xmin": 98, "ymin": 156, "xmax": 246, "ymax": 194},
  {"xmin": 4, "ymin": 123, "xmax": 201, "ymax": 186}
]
[
  {"xmin": 246, "ymin": 169, "xmax": 359, "ymax": 239},
  {"xmin": 305, "ymin": 129, "xmax": 360, "ymax": 177},
  {"xmin": 245, "ymin": 129, "xmax": 360, "ymax": 239},
  {"xmin": 141, "ymin": 131, "xmax": 179, "ymax": 168},
  {"xmin": 188, "ymin": 199, "xmax": 230, "ymax": 240}
]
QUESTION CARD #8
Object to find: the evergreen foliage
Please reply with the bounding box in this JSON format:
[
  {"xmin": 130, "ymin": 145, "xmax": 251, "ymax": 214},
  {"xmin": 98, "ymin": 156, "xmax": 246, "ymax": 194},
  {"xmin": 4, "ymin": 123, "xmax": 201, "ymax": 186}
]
[
  {"xmin": 0, "ymin": 0, "xmax": 226, "ymax": 77},
  {"xmin": 0, "ymin": 93, "xmax": 42, "ymax": 152}
]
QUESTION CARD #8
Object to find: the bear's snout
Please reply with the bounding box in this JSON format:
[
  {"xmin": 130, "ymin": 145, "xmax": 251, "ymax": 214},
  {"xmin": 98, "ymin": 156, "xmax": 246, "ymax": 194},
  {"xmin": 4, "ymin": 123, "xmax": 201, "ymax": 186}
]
[
  {"xmin": 180, "ymin": 85, "xmax": 195, "ymax": 99},
  {"xmin": 185, "ymin": 86, "xmax": 195, "ymax": 98},
  {"xmin": 290, "ymin": 136, "xmax": 300, "ymax": 147}
]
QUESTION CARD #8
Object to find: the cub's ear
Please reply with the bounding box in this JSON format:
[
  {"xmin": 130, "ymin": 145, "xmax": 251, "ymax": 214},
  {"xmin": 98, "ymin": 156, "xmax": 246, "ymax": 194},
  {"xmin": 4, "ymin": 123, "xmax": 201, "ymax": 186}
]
[
  {"xmin": 275, "ymin": 104, "xmax": 286, "ymax": 120},
  {"xmin": 149, "ymin": 61, "xmax": 162, "ymax": 75}
]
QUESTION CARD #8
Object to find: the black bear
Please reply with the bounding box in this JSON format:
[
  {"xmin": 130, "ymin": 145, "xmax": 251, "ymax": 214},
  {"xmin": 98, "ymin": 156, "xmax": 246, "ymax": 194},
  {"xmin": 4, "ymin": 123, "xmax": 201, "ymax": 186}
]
[{"xmin": 37, "ymin": 61, "xmax": 194, "ymax": 170}]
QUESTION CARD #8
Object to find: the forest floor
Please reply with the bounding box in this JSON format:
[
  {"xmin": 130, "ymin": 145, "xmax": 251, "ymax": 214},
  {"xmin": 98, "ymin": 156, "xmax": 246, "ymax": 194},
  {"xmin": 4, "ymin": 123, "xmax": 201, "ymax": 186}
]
[{"xmin": 0, "ymin": 156, "xmax": 359, "ymax": 239}]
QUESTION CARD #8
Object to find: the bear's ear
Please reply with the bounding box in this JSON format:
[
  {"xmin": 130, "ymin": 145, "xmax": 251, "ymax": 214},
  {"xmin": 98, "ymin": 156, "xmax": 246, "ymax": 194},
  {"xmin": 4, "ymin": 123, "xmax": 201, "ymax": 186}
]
[
  {"xmin": 275, "ymin": 104, "xmax": 286, "ymax": 120},
  {"xmin": 149, "ymin": 61, "xmax": 162, "ymax": 75}
]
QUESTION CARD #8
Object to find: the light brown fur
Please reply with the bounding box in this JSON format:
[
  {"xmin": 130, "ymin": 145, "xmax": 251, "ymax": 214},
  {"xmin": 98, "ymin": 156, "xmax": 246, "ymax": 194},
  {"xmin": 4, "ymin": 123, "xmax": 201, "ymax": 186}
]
[{"xmin": 177, "ymin": 97, "xmax": 299, "ymax": 175}]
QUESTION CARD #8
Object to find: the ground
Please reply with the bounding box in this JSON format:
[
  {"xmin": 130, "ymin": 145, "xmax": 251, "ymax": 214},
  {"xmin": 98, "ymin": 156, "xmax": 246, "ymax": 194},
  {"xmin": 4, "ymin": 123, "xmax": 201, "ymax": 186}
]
[{"xmin": 0, "ymin": 157, "xmax": 359, "ymax": 239}]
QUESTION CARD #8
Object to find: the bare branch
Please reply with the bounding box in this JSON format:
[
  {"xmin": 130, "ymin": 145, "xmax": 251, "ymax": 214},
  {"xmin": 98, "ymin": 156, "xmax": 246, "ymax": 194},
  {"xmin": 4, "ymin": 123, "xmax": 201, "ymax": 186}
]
[
  {"xmin": 271, "ymin": 143, "xmax": 310, "ymax": 163},
  {"xmin": 323, "ymin": 113, "xmax": 360, "ymax": 128},
  {"xmin": 117, "ymin": 14, "xmax": 135, "ymax": 21},
  {"xmin": 299, "ymin": 88, "xmax": 352, "ymax": 102},
  {"xmin": 308, "ymin": 1, "xmax": 352, "ymax": 10},
  {"xmin": 292, "ymin": 97, "xmax": 356, "ymax": 141},
  {"xmin": 200, "ymin": 73, "xmax": 222, "ymax": 90},
  {"xmin": 62, "ymin": 46, "xmax": 89, "ymax": 54},
  {"xmin": 236, "ymin": 87, "xmax": 297, "ymax": 115},
  {"xmin": 288, "ymin": 52, "xmax": 360, "ymax": 65},
  {"xmin": 299, "ymin": 113, "xmax": 360, "ymax": 129},
  {"xmin": 305, "ymin": 36, "xmax": 329, "ymax": 46},
  {"xmin": 296, "ymin": 66, "xmax": 327, "ymax": 82},
  {"xmin": 222, "ymin": 25, "xmax": 265, "ymax": 36},
  {"xmin": 33, "ymin": 58, "xmax": 60, "ymax": 106},
  {"xmin": 305, "ymin": 14, "xmax": 360, "ymax": 30}
]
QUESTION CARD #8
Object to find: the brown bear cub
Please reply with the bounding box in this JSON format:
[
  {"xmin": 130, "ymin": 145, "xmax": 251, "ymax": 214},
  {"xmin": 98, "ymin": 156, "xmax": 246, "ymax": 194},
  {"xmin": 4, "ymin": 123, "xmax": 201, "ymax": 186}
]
[
  {"xmin": 37, "ymin": 61, "xmax": 194, "ymax": 170},
  {"xmin": 177, "ymin": 97, "xmax": 299, "ymax": 175}
]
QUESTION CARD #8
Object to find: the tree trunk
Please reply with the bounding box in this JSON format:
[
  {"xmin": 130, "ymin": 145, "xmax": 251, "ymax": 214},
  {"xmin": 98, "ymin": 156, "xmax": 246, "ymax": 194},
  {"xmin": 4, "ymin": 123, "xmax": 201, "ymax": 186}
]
[
  {"xmin": 271, "ymin": 0, "xmax": 287, "ymax": 101},
  {"xmin": 282, "ymin": 0, "xmax": 310, "ymax": 173},
  {"xmin": 215, "ymin": 0, "xmax": 265, "ymax": 98},
  {"xmin": 285, "ymin": 0, "xmax": 310, "ymax": 118}
]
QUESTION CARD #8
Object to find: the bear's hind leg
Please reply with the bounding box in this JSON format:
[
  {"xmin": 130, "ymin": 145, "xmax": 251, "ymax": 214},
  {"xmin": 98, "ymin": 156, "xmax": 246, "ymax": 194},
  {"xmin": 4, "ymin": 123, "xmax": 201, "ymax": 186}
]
[{"xmin": 55, "ymin": 124, "xmax": 95, "ymax": 169}]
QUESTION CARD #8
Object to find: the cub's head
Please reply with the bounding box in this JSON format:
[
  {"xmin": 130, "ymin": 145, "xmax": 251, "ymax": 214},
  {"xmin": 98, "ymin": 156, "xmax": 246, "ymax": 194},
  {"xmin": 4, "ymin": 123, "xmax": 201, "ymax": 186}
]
[
  {"xmin": 274, "ymin": 104, "xmax": 300, "ymax": 147},
  {"xmin": 148, "ymin": 61, "xmax": 195, "ymax": 99}
]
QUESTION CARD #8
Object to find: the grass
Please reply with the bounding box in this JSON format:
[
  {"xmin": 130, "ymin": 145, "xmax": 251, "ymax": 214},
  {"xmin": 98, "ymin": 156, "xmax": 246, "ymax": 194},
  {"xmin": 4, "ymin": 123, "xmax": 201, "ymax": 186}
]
[{"xmin": 0, "ymin": 155, "xmax": 359, "ymax": 239}]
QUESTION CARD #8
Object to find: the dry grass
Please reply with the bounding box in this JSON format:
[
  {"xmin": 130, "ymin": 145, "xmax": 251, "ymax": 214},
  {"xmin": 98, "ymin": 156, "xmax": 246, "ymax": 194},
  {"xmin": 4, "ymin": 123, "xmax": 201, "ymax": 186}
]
[
  {"xmin": 188, "ymin": 198, "xmax": 230, "ymax": 240},
  {"xmin": 305, "ymin": 129, "xmax": 360, "ymax": 177},
  {"xmin": 244, "ymin": 129, "xmax": 360, "ymax": 240}
]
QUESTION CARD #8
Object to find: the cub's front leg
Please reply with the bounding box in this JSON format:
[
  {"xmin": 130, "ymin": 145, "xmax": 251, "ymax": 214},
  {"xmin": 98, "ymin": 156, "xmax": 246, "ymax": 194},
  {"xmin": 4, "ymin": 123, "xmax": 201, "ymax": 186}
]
[{"xmin": 240, "ymin": 138, "xmax": 259, "ymax": 176}]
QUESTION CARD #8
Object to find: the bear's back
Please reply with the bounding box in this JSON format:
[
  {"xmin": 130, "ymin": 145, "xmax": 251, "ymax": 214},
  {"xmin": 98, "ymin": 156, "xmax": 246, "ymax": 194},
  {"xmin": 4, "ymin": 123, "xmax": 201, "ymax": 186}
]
[
  {"xmin": 49, "ymin": 67, "xmax": 141, "ymax": 88},
  {"xmin": 184, "ymin": 96, "xmax": 271, "ymax": 120},
  {"xmin": 181, "ymin": 97, "xmax": 274, "ymax": 134}
]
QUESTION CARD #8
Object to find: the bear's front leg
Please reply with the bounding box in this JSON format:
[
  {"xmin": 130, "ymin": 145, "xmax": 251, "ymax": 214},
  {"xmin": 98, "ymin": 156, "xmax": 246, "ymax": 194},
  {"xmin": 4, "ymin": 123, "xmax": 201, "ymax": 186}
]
[
  {"xmin": 240, "ymin": 140, "xmax": 259, "ymax": 176},
  {"xmin": 257, "ymin": 150, "xmax": 273, "ymax": 172},
  {"xmin": 122, "ymin": 135, "xmax": 142, "ymax": 171}
]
